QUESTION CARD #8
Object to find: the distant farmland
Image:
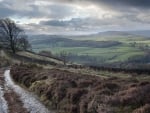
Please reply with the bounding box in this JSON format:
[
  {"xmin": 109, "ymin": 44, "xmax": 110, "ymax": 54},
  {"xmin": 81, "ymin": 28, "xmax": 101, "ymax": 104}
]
[{"xmin": 29, "ymin": 34, "xmax": 150, "ymax": 65}]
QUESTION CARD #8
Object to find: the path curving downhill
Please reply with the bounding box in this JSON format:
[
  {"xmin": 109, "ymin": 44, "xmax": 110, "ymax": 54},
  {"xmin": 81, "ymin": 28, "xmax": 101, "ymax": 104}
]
[
  {"xmin": 4, "ymin": 70, "xmax": 53, "ymax": 113},
  {"xmin": 0, "ymin": 86, "xmax": 8, "ymax": 113}
]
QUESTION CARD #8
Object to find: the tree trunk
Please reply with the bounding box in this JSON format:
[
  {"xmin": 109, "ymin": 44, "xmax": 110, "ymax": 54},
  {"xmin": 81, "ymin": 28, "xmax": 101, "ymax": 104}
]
[
  {"xmin": 10, "ymin": 38, "xmax": 16, "ymax": 54},
  {"xmin": 12, "ymin": 47, "xmax": 16, "ymax": 54}
]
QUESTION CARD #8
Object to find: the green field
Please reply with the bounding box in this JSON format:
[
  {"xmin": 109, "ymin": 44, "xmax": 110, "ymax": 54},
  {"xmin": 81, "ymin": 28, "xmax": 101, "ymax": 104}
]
[{"xmin": 30, "ymin": 34, "xmax": 150, "ymax": 65}]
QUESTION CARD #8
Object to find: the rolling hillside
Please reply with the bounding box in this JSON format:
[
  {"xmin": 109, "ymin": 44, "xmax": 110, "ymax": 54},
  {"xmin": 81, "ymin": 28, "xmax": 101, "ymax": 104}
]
[
  {"xmin": 0, "ymin": 49, "xmax": 64, "ymax": 67},
  {"xmin": 28, "ymin": 31, "xmax": 150, "ymax": 67}
]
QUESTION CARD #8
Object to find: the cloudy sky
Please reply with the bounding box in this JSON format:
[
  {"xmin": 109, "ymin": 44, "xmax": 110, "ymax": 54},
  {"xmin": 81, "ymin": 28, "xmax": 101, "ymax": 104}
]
[{"xmin": 0, "ymin": 0, "xmax": 150, "ymax": 35}]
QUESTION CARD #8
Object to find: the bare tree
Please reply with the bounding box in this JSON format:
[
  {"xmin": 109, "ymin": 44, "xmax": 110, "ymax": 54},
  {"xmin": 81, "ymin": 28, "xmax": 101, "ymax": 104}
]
[
  {"xmin": 17, "ymin": 34, "xmax": 31, "ymax": 51},
  {"xmin": 59, "ymin": 51, "xmax": 70, "ymax": 65},
  {"xmin": 0, "ymin": 18, "xmax": 30, "ymax": 53}
]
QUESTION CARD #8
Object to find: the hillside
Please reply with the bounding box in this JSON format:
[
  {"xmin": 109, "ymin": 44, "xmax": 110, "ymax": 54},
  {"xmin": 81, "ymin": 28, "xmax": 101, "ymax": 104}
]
[
  {"xmin": 30, "ymin": 37, "xmax": 121, "ymax": 48},
  {"xmin": 1, "ymin": 48, "xmax": 149, "ymax": 113},
  {"xmin": 28, "ymin": 32, "xmax": 150, "ymax": 67},
  {"xmin": 0, "ymin": 49, "xmax": 63, "ymax": 67},
  {"xmin": 10, "ymin": 64, "xmax": 150, "ymax": 113}
]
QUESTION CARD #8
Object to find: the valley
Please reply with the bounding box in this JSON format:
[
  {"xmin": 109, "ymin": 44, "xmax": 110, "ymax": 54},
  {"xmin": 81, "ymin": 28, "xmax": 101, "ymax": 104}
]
[
  {"xmin": 29, "ymin": 31, "xmax": 150, "ymax": 67},
  {"xmin": 0, "ymin": 43, "xmax": 150, "ymax": 113}
]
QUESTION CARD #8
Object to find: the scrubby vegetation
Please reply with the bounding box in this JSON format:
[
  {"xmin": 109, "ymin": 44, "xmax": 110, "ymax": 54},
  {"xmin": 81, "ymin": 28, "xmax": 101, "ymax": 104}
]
[
  {"xmin": 10, "ymin": 64, "xmax": 150, "ymax": 113},
  {"xmin": 0, "ymin": 56, "xmax": 10, "ymax": 67},
  {"xmin": 0, "ymin": 48, "xmax": 65, "ymax": 70}
]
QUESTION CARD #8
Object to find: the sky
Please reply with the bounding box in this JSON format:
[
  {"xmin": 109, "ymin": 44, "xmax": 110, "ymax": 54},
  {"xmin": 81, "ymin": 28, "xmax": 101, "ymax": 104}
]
[{"xmin": 0, "ymin": 0, "xmax": 150, "ymax": 35}]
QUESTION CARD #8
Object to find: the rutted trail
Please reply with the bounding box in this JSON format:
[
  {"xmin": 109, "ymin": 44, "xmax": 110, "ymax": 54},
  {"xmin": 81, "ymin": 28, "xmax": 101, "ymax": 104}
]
[
  {"xmin": 0, "ymin": 69, "xmax": 8, "ymax": 113},
  {"xmin": 0, "ymin": 68, "xmax": 29, "ymax": 113},
  {"xmin": 4, "ymin": 70, "xmax": 52, "ymax": 113},
  {"xmin": 0, "ymin": 86, "xmax": 8, "ymax": 113}
]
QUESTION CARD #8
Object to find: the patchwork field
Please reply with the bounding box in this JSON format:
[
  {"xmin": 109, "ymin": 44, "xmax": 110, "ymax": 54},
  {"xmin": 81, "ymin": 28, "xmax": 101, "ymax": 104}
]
[{"xmin": 29, "ymin": 34, "xmax": 150, "ymax": 65}]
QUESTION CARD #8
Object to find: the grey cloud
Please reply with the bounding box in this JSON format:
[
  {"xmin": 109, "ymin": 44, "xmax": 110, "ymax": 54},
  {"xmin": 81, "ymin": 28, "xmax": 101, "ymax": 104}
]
[
  {"xmin": 1, "ymin": 0, "xmax": 150, "ymax": 35},
  {"xmin": 39, "ymin": 13, "xmax": 150, "ymax": 32},
  {"xmin": 0, "ymin": 6, "xmax": 15, "ymax": 18},
  {"xmin": 95, "ymin": 0, "xmax": 150, "ymax": 8},
  {"xmin": 39, "ymin": 17, "xmax": 121, "ymax": 32},
  {"xmin": 40, "ymin": 20, "xmax": 69, "ymax": 27},
  {"xmin": 54, "ymin": 0, "xmax": 150, "ymax": 8},
  {"xmin": 47, "ymin": 4, "xmax": 75, "ymax": 19},
  {"xmin": 0, "ymin": 0, "xmax": 75, "ymax": 19},
  {"xmin": 40, "ymin": 18, "xmax": 84, "ymax": 27},
  {"xmin": 0, "ymin": 1, "xmax": 45, "ymax": 18}
]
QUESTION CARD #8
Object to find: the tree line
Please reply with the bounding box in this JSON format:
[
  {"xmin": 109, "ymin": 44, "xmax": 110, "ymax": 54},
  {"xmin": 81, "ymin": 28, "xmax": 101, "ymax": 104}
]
[{"xmin": 0, "ymin": 18, "xmax": 31, "ymax": 53}]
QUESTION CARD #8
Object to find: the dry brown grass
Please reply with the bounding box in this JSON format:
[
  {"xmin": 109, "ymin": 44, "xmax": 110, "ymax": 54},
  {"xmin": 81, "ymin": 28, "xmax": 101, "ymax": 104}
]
[
  {"xmin": 132, "ymin": 104, "xmax": 150, "ymax": 113},
  {"xmin": 10, "ymin": 64, "xmax": 150, "ymax": 113}
]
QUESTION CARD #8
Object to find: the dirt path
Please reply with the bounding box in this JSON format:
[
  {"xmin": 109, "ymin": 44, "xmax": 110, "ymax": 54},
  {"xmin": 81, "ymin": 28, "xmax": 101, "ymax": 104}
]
[
  {"xmin": 4, "ymin": 90, "xmax": 29, "ymax": 113},
  {"xmin": 5, "ymin": 70, "xmax": 51, "ymax": 113},
  {"xmin": 0, "ymin": 68, "xmax": 29, "ymax": 113}
]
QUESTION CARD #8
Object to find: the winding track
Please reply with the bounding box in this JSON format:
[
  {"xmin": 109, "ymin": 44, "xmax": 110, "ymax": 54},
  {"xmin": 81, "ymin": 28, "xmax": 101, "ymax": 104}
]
[
  {"xmin": 4, "ymin": 70, "xmax": 52, "ymax": 113},
  {"xmin": 0, "ymin": 69, "xmax": 8, "ymax": 113},
  {"xmin": 0, "ymin": 86, "xmax": 8, "ymax": 113},
  {"xmin": 0, "ymin": 69, "xmax": 54, "ymax": 113}
]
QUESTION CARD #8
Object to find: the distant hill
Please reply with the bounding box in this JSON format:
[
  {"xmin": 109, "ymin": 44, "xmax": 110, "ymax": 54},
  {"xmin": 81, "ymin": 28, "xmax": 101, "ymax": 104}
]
[
  {"xmin": 96, "ymin": 31, "xmax": 132, "ymax": 37},
  {"xmin": 93, "ymin": 30, "xmax": 150, "ymax": 38},
  {"xmin": 29, "ymin": 35, "xmax": 121, "ymax": 48},
  {"xmin": 127, "ymin": 30, "xmax": 150, "ymax": 37},
  {"xmin": 28, "ymin": 30, "xmax": 150, "ymax": 41}
]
